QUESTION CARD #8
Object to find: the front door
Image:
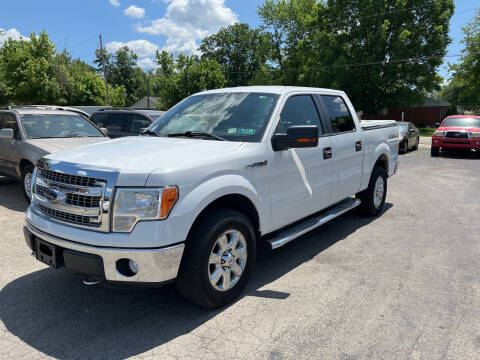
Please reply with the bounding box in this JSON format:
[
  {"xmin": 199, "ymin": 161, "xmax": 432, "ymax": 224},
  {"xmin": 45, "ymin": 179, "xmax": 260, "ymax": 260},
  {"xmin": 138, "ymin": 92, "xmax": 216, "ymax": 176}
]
[
  {"xmin": 0, "ymin": 113, "xmax": 21, "ymax": 177},
  {"xmin": 269, "ymin": 94, "xmax": 334, "ymax": 231}
]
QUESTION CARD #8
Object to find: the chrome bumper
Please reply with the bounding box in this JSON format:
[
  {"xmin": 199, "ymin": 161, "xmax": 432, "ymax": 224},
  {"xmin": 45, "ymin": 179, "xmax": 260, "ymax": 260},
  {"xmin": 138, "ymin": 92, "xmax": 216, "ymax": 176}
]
[{"xmin": 25, "ymin": 221, "xmax": 184, "ymax": 283}]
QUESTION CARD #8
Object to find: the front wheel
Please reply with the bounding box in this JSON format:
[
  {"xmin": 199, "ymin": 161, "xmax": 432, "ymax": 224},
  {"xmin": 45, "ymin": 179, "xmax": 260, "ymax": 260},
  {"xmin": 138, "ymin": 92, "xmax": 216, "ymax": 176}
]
[
  {"xmin": 21, "ymin": 164, "xmax": 34, "ymax": 202},
  {"xmin": 176, "ymin": 208, "xmax": 256, "ymax": 309},
  {"xmin": 431, "ymin": 146, "xmax": 439, "ymax": 157},
  {"xmin": 356, "ymin": 166, "xmax": 387, "ymax": 217}
]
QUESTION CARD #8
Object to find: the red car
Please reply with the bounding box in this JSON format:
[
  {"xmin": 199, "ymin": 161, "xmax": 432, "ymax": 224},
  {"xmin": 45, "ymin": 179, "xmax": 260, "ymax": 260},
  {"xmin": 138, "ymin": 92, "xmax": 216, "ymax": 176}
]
[{"xmin": 431, "ymin": 115, "xmax": 480, "ymax": 157}]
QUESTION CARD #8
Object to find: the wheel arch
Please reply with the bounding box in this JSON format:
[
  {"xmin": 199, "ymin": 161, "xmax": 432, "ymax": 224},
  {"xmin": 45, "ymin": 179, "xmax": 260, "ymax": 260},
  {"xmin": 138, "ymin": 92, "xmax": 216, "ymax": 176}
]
[
  {"xmin": 18, "ymin": 159, "xmax": 34, "ymax": 177},
  {"xmin": 186, "ymin": 193, "xmax": 261, "ymax": 243}
]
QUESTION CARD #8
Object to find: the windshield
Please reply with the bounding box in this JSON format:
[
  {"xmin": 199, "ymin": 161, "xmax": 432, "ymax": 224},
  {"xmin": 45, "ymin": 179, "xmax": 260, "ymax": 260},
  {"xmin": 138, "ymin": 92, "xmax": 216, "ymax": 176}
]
[
  {"xmin": 397, "ymin": 123, "xmax": 408, "ymax": 132},
  {"xmin": 147, "ymin": 92, "xmax": 279, "ymax": 142},
  {"xmin": 442, "ymin": 117, "xmax": 480, "ymax": 128},
  {"xmin": 20, "ymin": 114, "xmax": 104, "ymax": 139}
]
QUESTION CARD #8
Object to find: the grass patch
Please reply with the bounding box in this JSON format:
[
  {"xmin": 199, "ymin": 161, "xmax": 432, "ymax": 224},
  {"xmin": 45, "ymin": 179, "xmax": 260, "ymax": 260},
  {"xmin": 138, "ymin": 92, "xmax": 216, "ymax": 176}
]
[{"xmin": 418, "ymin": 127, "xmax": 436, "ymax": 137}]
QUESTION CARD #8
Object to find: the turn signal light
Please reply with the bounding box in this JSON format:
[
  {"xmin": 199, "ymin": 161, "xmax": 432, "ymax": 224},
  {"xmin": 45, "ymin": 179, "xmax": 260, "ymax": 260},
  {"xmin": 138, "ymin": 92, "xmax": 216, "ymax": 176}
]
[{"xmin": 161, "ymin": 187, "xmax": 178, "ymax": 218}]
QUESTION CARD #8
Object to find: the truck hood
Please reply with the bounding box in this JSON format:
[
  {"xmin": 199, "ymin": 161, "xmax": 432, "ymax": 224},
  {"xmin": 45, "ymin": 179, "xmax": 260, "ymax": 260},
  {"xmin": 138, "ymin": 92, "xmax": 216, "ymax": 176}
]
[
  {"xmin": 45, "ymin": 136, "xmax": 248, "ymax": 186},
  {"xmin": 26, "ymin": 137, "xmax": 109, "ymax": 154}
]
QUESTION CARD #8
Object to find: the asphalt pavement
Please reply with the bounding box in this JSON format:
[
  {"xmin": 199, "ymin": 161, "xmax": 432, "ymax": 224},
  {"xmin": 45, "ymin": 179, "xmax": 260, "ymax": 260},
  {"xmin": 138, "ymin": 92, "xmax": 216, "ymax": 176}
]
[{"xmin": 0, "ymin": 148, "xmax": 479, "ymax": 359}]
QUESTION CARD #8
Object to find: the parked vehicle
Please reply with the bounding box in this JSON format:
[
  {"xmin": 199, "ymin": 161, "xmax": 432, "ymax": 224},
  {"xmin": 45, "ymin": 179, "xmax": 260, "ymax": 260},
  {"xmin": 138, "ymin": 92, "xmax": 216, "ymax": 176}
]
[
  {"xmin": 431, "ymin": 115, "xmax": 480, "ymax": 157},
  {"xmin": 90, "ymin": 109, "xmax": 165, "ymax": 138},
  {"xmin": 0, "ymin": 106, "xmax": 109, "ymax": 200},
  {"xmin": 397, "ymin": 122, "xmax": 419, "ymax": 153},
  {"xmin": 24, "ymin": 86, "xmax": 399, "ymax": 308}
]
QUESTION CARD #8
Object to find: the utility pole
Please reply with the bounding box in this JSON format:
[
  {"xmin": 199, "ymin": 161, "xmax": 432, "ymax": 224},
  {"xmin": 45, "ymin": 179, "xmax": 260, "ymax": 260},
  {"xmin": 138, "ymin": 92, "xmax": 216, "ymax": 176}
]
[{"xmin": 99, "ymin": 34, "xmax": 110, "ymax": 106}]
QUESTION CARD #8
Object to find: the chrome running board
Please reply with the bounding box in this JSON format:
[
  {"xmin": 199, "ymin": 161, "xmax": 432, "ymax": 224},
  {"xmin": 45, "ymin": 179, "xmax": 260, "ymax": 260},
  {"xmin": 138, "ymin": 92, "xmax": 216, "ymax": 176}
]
[{"xmin": 266, "ymin": 198, "xmax": 361, "ymax": 250}]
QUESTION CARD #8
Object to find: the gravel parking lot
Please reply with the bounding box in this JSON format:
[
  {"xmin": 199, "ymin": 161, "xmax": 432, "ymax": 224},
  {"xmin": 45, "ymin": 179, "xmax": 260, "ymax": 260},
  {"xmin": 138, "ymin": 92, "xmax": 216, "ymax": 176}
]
[{"xmin": 0, "ymin": 148, "xmax": 479, "ymax": 360}]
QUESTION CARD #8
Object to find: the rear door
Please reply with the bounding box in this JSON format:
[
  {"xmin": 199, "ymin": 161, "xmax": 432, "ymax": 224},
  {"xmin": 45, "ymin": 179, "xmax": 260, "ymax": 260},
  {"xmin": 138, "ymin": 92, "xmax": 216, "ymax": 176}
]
[
  {"xmin": 319, "ymin": 95, "xmax": 363, "ymax": 203},
  {"xmin": 269, "ymin": 94, "xmax": 334, "ymax": 230}
]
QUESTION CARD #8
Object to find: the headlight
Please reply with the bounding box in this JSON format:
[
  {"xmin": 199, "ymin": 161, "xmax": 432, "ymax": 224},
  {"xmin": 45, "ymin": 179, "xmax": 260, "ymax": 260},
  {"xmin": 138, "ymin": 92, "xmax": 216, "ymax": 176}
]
[
  {"xmin": 470, "ymin": 132, "xmax": 480, "ymax": 138},
  {"xmin": 112, "ymin": 187, "xmax": 178, "ymax": 232},
  {"xmin": 433, "ymin": 131, "xmax": 445, "ymax": 137}
]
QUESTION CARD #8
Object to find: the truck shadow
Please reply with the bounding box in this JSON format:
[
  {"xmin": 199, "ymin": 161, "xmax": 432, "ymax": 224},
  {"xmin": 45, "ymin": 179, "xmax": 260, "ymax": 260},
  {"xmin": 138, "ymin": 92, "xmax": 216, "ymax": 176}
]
[
  {"xmin": 0, "ymin": 204, "xmax": 392, "ymax": 359},
  {"xmin": 0, "ymin": 176, "xmax": 28, "ymax": 212}
]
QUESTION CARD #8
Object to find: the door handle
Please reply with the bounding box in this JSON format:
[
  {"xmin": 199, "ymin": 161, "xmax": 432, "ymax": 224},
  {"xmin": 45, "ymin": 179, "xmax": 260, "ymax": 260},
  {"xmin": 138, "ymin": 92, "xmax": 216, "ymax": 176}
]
[
  {"xmin": 323, "ymin": 147, "xmax": 332, "ymax": 159},
  {"xmin": 355, "ymin": 141, "xmax": 362, "ymax": 152}
]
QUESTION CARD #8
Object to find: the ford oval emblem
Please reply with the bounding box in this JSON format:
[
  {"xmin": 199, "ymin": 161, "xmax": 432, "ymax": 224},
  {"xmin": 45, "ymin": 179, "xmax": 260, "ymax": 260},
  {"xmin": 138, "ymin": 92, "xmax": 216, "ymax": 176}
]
[{"xmin": 43, "ymin": 188, "xmax": 66, "ymax": 203}]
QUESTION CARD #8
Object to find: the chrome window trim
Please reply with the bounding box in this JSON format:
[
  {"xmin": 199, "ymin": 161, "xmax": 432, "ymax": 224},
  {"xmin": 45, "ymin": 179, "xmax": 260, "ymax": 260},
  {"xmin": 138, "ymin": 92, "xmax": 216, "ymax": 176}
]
[{"xmin": 31, "ymin": 158, "xmax": 119, "ymax": 232}]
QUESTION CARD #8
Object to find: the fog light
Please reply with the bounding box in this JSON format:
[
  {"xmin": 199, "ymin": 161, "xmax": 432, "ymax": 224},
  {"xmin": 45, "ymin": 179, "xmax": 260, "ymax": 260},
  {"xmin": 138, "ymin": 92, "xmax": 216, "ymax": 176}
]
[{"xmin": 128, "ymin": 260, "xmax": 138, "ymax": 274}]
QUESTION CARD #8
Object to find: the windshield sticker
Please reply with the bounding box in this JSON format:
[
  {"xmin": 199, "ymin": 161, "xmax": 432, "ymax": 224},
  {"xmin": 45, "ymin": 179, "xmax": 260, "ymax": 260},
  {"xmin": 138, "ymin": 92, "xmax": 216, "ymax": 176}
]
[
  {"xmin": 228, "ymin": 128, "xmax": 237, "ymax": 134},
  {"xmin": 237, "ymin": 128, "xmax": 256, "ymax": 135}
]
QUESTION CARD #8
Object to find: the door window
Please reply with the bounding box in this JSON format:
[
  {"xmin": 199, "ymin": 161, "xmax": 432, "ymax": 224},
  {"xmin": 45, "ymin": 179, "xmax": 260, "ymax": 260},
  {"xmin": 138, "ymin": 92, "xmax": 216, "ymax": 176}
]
[
  {"xmin": 0, "ymin": 113, "xmax": 20, "ymax": 139},
  {"xmin": 275, "ymin": 95, "xmax": 323, "ymax": 134},
  {"xmin": 90, "ymin": 113, "xmax": 110, "ymax": 128},
  {"xmin": 321, "ymin": 96, "xmax": 356, "ymax": 133},
  {"xmin": 130, "ymin": 115, "xmax": 151, "ymax": 134}
]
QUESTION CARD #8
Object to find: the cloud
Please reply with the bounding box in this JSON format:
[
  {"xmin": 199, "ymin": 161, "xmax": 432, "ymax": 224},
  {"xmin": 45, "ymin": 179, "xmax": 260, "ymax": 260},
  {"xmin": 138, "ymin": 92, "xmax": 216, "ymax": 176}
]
[
  {"xmin": 124, "ymin": 5, "xmax": 145, "ymax": 18},
  {"xmin": 106, "ymin": 39, "xmax": 158, "ymax": 57},
  {"xmin": 109, "ymin": 0, "xmax": 120, "ymax": 7},
  {"xmin": 0, "ymin": 28, "xmax": 29, "ymax": 44},
  {"xmin": 137, "ymin": 57, "xmax": 157, "ymax": 69},
  {"xmin": 137, "ymin": 0, "xmax": 237, "ymax": 55}
]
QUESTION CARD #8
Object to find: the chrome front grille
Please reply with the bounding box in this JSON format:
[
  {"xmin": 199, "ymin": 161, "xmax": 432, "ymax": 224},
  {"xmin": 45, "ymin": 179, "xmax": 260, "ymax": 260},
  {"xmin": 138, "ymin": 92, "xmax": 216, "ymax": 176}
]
[
  {"xmin": 36, "ymin": 203, "xmax": 99, "ymax": 227},
  {"xmin": 39, "ymin": 168, "xmax": 99, "ymax": 187},
  {"xmin": 32, "ymin": 160, "xmax": 118, "ymax": 232}
]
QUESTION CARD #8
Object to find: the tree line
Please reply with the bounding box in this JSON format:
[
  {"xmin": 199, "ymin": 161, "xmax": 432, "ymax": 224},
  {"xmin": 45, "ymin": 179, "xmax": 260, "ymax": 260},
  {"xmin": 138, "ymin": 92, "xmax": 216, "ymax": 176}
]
[{"xmin": 2, "ymin": 0, "xmax": 477, "ymax": 115}]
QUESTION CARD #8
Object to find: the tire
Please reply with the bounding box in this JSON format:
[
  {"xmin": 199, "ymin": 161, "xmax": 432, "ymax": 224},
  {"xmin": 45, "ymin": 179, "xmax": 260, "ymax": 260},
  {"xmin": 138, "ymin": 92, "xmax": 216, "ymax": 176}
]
[
  {"xmin": 431, "ymin": 146, "xmax": 439, "ymax": 157},
  {"xmin": 21, "ymin": 164, "xmax": 34, "ymax": 202},
  {"xmin": 356, "ymin": 166, "xmax": 387, "ymax": 217},
  {"xmin": 176, "ymin": 208, "xmax": 257, "ymax": 309},
  {"xmin": 404, "ymin": 140, "xmax": 409, "ymax": 153}
]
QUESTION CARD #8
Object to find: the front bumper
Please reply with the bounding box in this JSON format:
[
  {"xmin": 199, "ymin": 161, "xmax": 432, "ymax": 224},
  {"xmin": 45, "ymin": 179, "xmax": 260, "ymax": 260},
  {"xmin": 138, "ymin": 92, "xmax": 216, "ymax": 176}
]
[
  {"xmin": 24, "ymin": 221, "xmax": 185, "ymax": 283},
  {"xmin": 432, "ymin": 137, "xmax": 480, "ymax": 149}
]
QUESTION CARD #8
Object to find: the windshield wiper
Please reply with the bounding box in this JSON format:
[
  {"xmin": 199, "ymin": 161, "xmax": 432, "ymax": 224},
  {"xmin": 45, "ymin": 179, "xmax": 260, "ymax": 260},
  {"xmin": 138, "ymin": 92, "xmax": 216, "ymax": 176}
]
[
  {"xmin": 141, "ymin": 129, "xmax": 160, "ymax": 137},
  {"xmin": 167, "ymin": 131, "xmax": 226, "ymax": 141}
]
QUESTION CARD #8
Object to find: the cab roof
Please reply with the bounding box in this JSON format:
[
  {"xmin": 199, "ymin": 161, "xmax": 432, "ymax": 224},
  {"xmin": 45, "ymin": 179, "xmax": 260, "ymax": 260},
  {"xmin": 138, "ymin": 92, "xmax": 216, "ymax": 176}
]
[{"xmin": 196, "ymin": 86, "xmax": 346, "ymax": 96}]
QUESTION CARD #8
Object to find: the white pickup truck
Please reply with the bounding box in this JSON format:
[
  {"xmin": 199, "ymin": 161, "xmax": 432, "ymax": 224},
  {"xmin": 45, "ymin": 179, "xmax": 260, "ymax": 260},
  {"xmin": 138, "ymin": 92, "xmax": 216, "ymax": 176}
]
[{"xmin": 24, "ymin": 86, "xmax": 399, "ymax": 308}]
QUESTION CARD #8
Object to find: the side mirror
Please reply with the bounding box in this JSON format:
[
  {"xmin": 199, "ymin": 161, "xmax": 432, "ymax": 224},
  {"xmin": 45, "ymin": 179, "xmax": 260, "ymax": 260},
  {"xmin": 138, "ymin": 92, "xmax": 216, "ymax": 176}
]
[
  {"xmin": 0, "ymin": 128, "xmax": 14, "ymax": 140},
  {"xmin": 101, "ymin": 127, "xmax": 108, "ymax": 136},
  {"xmin": 272, "ymin": 125, "xmax": 318, "ymax": 151},
  {"xmin": 434, "ymin": 123, "xmax": 440, "ymax": 128},
  {"xmin": 139, "ymin": 128, "xmax": 147, "ymax": 134}
]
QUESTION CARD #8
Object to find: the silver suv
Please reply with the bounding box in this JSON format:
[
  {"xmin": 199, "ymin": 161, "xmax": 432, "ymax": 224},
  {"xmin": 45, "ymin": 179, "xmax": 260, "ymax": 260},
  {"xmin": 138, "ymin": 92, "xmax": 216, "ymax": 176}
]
[{"xmin": 0, "ymin": 106, "xmax": 109, "ymax": 201}]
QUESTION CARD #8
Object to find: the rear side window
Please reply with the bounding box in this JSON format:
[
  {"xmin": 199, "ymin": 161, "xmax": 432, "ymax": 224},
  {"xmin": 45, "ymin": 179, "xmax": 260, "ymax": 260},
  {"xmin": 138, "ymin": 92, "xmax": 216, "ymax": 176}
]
[
  {"xmin": 105, "ymin": 113, "xmax": 132, "ymax": 132},
  {"xmin": 275, "ymin": 95, "xmax": 323, "ymax": 134},
  {"xmin": 321, "ymin": 96, "xmax": 356, "ymax": 133},
  {"xmin": 130, "ymin": 115, "xmax": 151, "ymax": 133},
  {"xmin": 0, "ymin": 113, "xmax": 20, "ymax": 139}
]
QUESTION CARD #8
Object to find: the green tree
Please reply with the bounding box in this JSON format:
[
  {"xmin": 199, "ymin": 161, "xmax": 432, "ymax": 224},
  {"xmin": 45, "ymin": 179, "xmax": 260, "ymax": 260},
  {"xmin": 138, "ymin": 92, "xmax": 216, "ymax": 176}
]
[
  {"xmin": 110, "ymin": 85, "xmax": 126, "ymax": 108},
  {"xmin": 441, "ymin": 10, "xmax": 480, "ymax": 111},
  {"xmin": 0, "ymin": 30, "xmax": 61, "ymax": 104},
  {"xmin": 199, "ymin": 23, "xmax": 271, "ymax": 87},
  {"xmin": 154, "ymin": 51, "xmax": 226, "ymax": 109},
  {"xmin": 95, "ymin": 46, "xmax": 148, "ymax": 107},
  {"xmin": 258, "ymin": 0, "xmax": 455, "ymax": 113}
]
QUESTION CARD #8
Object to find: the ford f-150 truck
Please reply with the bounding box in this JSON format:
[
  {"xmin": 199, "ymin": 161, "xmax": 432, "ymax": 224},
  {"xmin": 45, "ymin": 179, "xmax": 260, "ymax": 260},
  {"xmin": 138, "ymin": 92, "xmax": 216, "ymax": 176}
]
[{"xmin": 24, "ymin": 86, "xmax": 399, "ymax": 308}]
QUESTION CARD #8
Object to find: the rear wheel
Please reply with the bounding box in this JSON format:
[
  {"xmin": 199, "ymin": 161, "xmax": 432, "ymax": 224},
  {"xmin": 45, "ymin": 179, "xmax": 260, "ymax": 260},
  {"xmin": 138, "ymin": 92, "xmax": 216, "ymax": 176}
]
[
  {"xmin": 176, "ymin": 208, "xmax": 256, "ymax": 309},
  {"xmin": 21, "ymin": 164, "xmax": 34, "ymax": 202},
  {"xmin": 356, "ymin": 166, "xmax": 387, "ymax": 217},
  {"xmin": 431, "ymin": 146, "xmax": 439, "ymax": 157}
]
